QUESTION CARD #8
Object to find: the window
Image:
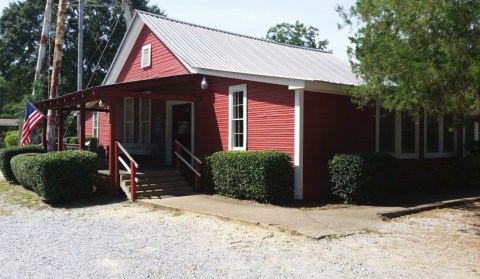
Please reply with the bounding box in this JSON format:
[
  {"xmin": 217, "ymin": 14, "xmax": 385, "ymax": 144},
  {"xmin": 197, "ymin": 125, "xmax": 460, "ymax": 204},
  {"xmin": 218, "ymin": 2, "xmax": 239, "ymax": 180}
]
[
  {"xmin": 376, "ymin": 107, "xmax": 419, "ymax": 158},
  {"xmin": 124, "ymin": 98, "xmax": 134, "ymax": 143},
  {"xmin": 424, "ymin": 115, "xmax": 457, "ymax": 158},
  {"xmin": 229, "ymin": 84, "xmax": 247, "ymax": 150},
  {"xmin": 92, "ymin": 112, "xmax": 99, "ymax": 138},
  {"xmin": 464, "ymin": 121, "xmax": 479, "ymax": 155},
  {"xmin": 139, "ymin": 99, "xmax": 151, "ymax": 144},
  {"xmin": 141, "ymin": 44, "xmax": 151, "ymax": 68}
]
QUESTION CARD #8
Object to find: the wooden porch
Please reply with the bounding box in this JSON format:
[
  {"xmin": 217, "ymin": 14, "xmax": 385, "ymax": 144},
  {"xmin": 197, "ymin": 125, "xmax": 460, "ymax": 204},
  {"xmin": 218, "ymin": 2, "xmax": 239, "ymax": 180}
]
[{"xmin": 33, "ymin": 74, "xmax": 205, "ymax": 199}]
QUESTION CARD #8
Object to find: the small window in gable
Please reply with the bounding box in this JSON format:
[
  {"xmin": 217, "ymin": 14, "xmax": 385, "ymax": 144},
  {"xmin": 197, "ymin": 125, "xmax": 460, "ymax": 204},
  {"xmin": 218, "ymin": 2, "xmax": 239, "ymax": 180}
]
[{"xmin": 141, "ymin": 44, "xmax": 151, "ymax": 68}]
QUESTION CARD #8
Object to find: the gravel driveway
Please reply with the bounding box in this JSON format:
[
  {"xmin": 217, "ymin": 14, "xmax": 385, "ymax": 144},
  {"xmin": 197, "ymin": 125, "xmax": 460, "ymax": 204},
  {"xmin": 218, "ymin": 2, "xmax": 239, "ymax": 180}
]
[{"xmin": 0, "ymin": 184, "xmax": 478, "ymax": 279}]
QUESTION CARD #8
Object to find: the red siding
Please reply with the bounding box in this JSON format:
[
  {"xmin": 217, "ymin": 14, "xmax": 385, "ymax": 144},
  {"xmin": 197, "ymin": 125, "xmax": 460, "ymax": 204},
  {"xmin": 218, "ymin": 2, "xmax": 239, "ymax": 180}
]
[
  {"xmin": 303, "ymin": 91, "xmax": 376, "ymax": 200},
  {"xmin": 116, "ymin": 25, "xmax": 189, "ymax": 83},
  {"xmin": 85, "ymin": 112, "xmax": 93, "ymax": 136},
  {"xmin": 98, "ymin": 112, "xmax": 110, "ymax": 148},
  {"xmin": 85, "ymin": 111, "xmax": 110, "ymax": 148},
  {"xmin": 195, "ymin": 77, "xmax": 295, "ymax": 159}
]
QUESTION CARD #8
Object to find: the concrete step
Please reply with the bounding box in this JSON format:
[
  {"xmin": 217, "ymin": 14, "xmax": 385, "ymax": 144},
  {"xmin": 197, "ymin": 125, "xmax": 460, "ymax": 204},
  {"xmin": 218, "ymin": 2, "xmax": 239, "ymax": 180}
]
[
  {"xmin": 125, "ymin": 181, "xmax": 190, "ymax": 191},
  {"xmin": 120, "ymin": 170, "xmax": 181, "ymax": 181},
  {"xmin": 135, "ymin": 187, "xmax": 193, "ymax": 197},
  {"xmin": 120, "ymin": 177, "xmax": 189, "ymax": 187}
]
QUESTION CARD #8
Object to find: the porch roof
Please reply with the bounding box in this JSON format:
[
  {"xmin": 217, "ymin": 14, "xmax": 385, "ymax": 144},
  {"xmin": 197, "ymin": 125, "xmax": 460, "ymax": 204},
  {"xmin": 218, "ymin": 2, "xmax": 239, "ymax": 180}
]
[{"xmin": 34, "ymin": 74, "xmax": 200, "ymax": 111}]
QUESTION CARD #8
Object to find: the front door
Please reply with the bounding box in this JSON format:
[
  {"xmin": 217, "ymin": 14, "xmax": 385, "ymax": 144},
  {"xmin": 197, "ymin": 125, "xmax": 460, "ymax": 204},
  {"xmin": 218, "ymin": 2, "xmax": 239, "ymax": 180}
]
[{"xmin": 172, "ymin": 103, "xmax": 192, "ymax": 162}]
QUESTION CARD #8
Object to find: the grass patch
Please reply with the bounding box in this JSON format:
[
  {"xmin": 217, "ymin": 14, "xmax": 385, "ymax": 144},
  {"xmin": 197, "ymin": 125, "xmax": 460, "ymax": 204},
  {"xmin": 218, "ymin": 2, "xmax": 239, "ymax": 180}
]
[
  {"xmin": 0, "ymin": 181, "xmax": 43, "ymax": 209},
  {"xmin": 0, "ymin": 182, "xmax": 9, "ymax": 192},
  {"xmin": 361, "ymin": 227, "xmax": 376, "ymax": 234},
  {"xmin": 0, "ymin": 208, "xmax": 14, "ymax": 216},
  {"xmin": 326, "ymin": 233, "xmax": 349, "ymax": 240},
  {"xmin": 172, "ymin": 210, "xmax": 184, "ymax": 217}
]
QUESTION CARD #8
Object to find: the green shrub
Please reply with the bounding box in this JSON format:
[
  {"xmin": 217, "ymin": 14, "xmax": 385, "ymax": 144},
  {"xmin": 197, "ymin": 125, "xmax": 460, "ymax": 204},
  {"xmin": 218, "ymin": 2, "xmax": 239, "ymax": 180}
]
[
  {"xmin": 209, "ymin": 151, "xmax": 293, "ymax": 203},
  {"xmin": 4, "ymin": 130, "xmax": 19, "ymax": 147},
  {"xmin": 328, "ymin": 153, "xmax": 398, "ymax": 204},
  {"xmin": 64, "ymin": 136, "xmax": 97, "ymax": 151},
  {"xmin": 465, "ymin": 140, "xmax": 480, "ymax": 155},
  {"xmin": 465, "ymin": 155, "xmax": 480, "ymax": 190},
  {"xmin": 0, "ymin": 145, "xmax": 45, "ymax": 182},
  {"xmin": 11, "ymin": 150, "xmax": 98, "ymax": 202},
  {"xmin": 201, "ymin": 155, "xmax": 215, "ymax": 193},
  {"xmin": 10, "ymin": 153, "xmax": 40, "ymax": 190},
  {"xmin": 64, "ymin": 136, "xmax": 79, "ymax": 144}
]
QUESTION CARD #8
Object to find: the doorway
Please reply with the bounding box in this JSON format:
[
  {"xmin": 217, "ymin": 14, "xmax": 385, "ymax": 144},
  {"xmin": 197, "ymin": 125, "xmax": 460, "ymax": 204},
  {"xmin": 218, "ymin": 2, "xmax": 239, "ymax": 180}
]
[{"xmin": 165, "ymin": 101, "xmax": 194, "ymax": 165}]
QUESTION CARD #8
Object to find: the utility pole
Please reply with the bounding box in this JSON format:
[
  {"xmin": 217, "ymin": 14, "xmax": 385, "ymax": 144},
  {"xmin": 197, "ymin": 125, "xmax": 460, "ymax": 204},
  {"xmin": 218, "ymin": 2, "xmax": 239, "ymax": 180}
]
[
  {"xmin": 78, "ymin": 0, "xmax": 84, "ymax": 92},
  {"xmin": 77, "ymin": 0, "xmax": 84, "ymax": 136},
  {"xmin": 122, "ymin": 0, "xmax": 132, "ymax": 26},
  {"xmin": 47, "ymin": 0, "xmax": 68, "ymax": 152},
  {"xmin": 32, "ymin": 0, "xmax": 53, "ymax": 96}
]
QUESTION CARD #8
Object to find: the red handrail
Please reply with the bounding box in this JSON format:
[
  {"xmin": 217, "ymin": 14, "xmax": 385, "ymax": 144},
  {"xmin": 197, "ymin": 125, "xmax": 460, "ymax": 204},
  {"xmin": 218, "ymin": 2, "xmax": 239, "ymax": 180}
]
[
  {"xmin": 115, "ymin": 141, "xmax": 139, "ymax": 201},
  {"xmin": 174, "ymin": 140, "xmax": 202, "ymax": 192}
]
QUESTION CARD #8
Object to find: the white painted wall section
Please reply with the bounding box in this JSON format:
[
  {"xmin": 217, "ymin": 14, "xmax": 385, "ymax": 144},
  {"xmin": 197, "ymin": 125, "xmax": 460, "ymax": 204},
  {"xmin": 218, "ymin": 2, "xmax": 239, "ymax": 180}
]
[{"xmin": 294, "ymin": 89, "xmax": 304, "ymax": 200}]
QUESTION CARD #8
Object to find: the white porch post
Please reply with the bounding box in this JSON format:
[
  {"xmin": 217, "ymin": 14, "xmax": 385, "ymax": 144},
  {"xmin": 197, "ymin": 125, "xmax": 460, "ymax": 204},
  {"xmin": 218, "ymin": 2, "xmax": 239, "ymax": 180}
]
[{"xmin": 294, "ymin": 89, "xmax": 304, "ymax": 200}]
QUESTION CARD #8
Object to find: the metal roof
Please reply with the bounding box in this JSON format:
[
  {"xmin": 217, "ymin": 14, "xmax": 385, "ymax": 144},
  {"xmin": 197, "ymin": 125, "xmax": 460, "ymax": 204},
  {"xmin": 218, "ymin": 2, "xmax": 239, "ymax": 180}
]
[{"xmin": 137, "ymin": 11, "xmax": 359, "ymax": 86}]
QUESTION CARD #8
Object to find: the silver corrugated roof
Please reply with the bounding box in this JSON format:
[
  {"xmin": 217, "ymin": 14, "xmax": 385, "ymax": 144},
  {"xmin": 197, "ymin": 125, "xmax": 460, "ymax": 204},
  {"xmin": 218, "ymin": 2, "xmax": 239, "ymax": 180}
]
[{"xmin": 137, "ymin": 11, "xmax": 359, "ymax": 86}]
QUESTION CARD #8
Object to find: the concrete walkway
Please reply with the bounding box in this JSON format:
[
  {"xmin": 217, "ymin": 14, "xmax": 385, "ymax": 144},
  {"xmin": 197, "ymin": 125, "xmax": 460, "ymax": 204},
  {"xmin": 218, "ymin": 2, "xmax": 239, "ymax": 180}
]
[
  {"xmin": 138, "ymin": 195, "xmax": 404, "ymax": 239},
  {"xmin": 138, "ymin": 194, "xmax": 480, "ymax": 239}
]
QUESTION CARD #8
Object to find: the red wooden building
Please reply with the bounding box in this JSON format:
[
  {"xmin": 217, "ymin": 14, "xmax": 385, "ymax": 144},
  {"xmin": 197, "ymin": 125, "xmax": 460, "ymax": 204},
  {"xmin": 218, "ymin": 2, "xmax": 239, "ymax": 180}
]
[{"xmin": 34, "ymin": 11, "xmax": 471, "ymax": 200}]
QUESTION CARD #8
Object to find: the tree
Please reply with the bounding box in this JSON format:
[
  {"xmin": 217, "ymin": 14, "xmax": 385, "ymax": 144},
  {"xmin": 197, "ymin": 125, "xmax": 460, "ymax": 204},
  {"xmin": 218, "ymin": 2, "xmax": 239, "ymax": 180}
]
[
  {"xmin": 0, "ymin": 0, "xmax": 165, "ymax": 116},
  {"xmin": 337, "ymin": 1, "xmax": 480, "ymax": 121},
  {"xmin": 265, "ymin": 21, "xmax": 329, "ymax": 50}
]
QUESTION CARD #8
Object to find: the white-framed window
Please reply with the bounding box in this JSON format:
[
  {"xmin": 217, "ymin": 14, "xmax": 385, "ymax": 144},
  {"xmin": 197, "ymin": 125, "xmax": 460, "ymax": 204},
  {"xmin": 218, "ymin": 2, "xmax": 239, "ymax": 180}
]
[
  {"xmin": 424, "ymin": 115, "xmax": 457, "ymax": 158},
  {"xmin": 141, "ymin": 44, "xmax": 151, "ymax": 68},
  {"xmin": 139, "ymin": 99, "xmax": 151, "ymax": 144},
  {"xmin": 376, "ymin": 107, "xmax": 419, "ymax": 159},
  {"xmin": 124, "ymin": 98, "xmax": 134, "ymax": 143},
  {"xmin": 228, "ymin": 84, "xmax": 247, "ymax": 151},
  {"xmin": 92, "ymin": 111, "xmax": 99, "ymax": 138}
]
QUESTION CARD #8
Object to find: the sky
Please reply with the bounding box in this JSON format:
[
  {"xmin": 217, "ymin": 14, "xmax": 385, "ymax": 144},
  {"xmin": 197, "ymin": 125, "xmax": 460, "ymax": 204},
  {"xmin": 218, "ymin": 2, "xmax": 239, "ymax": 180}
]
[{"xmin": 0, "ymin": 0, "xmax": 357, "ymax": 61}]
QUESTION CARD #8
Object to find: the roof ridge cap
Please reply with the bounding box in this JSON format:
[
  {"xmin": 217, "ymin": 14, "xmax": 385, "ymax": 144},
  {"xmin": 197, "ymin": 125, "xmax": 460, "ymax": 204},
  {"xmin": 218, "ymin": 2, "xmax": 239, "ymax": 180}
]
[{"xmin": 136, "ymin": 10, "xmax": 332, "ymax": 54}]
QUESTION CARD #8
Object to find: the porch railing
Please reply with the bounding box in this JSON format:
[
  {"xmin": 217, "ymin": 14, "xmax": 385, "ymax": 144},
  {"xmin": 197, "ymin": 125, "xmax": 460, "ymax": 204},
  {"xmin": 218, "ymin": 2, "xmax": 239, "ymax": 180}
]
[
  {"xmin": 174, "ymin": 140, "xmax": 201, "ymax": 191},
  {"xmin": 115, "ymin": 141, "xmax": 139, "ymax": 202}
]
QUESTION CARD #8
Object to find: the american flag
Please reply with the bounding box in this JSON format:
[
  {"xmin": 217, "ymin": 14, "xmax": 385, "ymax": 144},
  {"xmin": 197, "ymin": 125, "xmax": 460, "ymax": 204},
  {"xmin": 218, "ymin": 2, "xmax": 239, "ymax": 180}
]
[{"xmin": 20, "ymin": 101, "xmax": 44, "ymax": 146}]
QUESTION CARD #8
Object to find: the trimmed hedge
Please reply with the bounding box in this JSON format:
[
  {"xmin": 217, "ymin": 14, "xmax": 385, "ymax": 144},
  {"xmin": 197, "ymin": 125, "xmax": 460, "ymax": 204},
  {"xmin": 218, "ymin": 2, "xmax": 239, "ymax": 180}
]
[
  {"xmin": 208, "ymin": 151, "xmax": 293, "ymax": 203},
  {"xmin": 0, "ymin": 145, "xmax": 45, "ymax": 182},
  {"xmin": 10, "ymin": 153, "xmax": 40, "ymax": 190},
  {"xmin": 465, "ymin": 155, "xmax": 480, "ymax": 190},
  {"xmin": 10, "ymin": 150, "xmax": 98, "ymax": 202},
  {"xmin": 201, "ymin": 155, "xmax": 215, "ymax": 193},
  {"xmin": 328, "ymin": 153, "xmax": 398, "ymax": 204}
]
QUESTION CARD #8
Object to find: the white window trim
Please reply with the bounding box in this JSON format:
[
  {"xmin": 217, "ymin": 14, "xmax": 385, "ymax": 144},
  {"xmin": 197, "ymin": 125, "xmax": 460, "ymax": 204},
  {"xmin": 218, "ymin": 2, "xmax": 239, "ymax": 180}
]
[
  {"xmin": 228, "ymin": 84, "xmax": 247, "ymax": 151},
  {"xmin": 139, "ymin": 99, "xmax": 151, "ymax": 144},
  {"xmin": 92, "ymin": 111, "xmax": 99, "ymax": 138},
  {"xmin": 141, "ymin": 44, "xmax": 151, "ymax": 68},
  {"xmin": 424, "ymin": 116, "xmax": 457, "ymax": 158},
  {"xmin": 124, "ymin": 97, "xmax": 134, "ymax": 143},
  {"xmin": 375, "ymin": 107, "xmax": 419, "ymax": 159}
]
